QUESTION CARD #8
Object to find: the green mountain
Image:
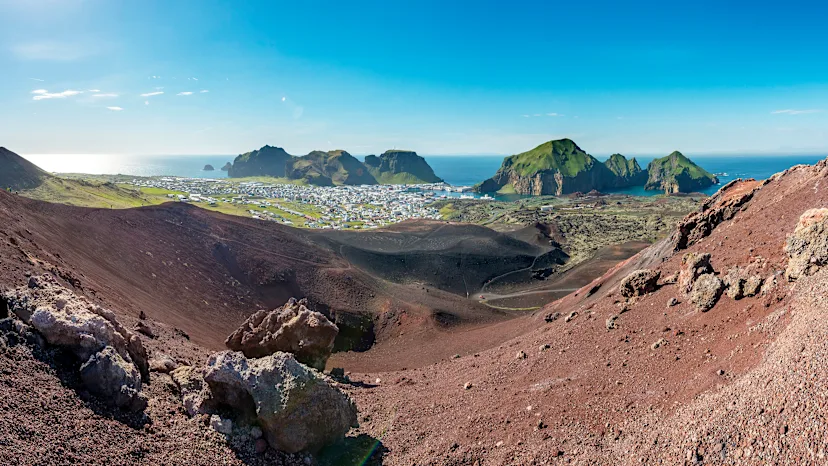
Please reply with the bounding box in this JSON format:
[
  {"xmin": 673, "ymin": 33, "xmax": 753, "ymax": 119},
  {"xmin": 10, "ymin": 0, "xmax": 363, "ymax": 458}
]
[
  {"xmin": 288, "ymin": 150, "xmax": 377, "ymax": 186},
  {"xmin": 604, "ymin": 153, "xmax": 647, "ymax": 188},
  {"xmin": 364, "ymin": 150, "xmax": 443, "ymax": 184},
  {"xmin": 645, "ymin": 151, "xmax": 718, "ymax": 194},
  {"xmin": 227, "ymin": 145, "xmax": 293, "ymax": 178},
  {"xmin": 228, "ymin": 145, "xmax": 443, "ymax": 186},
  {"xmin": 0, "ymin": 147, "xmax": 49, "ymax": 190},
  {"xmin": 475, "ymin": 139, "xmax": 616, "ymax": 195}
]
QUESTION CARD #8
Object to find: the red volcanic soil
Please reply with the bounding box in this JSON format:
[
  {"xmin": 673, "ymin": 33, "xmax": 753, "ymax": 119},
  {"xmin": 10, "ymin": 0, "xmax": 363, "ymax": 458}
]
[
  {"xmin": 3, "ymin": 158, "xmax": 826, "ymax": 465},
  {"xmin": 340, "ymin": 161, "xmax": 828, "ymax": 464}
]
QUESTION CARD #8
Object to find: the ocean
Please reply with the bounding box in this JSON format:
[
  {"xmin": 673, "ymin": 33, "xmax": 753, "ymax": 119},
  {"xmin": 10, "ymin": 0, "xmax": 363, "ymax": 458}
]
[{"xmin": 22, "ymin": 153, "xmax": 827, "ymax": 198}]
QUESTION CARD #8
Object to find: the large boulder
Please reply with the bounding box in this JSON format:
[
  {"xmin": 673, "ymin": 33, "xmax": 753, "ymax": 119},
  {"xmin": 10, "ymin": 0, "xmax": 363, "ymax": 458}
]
[
  {"xmin": 690, "ymin": 274, "xmax": 724, "ymax": 312},
  {"xmin": 203, "ymin": 351, "xmax": 358, "ymax": 454},
  {"xmin": 225, "ymin": 298, "xmax": 338, "ymax": 371},
  {"xmin": 679, "ymin": 252, "xmax": 714, "ymax": 296},
  {"xmin": 619, "ymin": 269, "xmax": 661, "ymax": 298},
  {"xmin": 80, "ymin": 346, "xmax": 147, "ymax": 412},
  {"xmin": 1, "ymin": 275, "xmax": 149, "ymax": 411},
  {"xmin": 723, "ymin": 266, "xmax": 764, "ymax": 300},
  {"xmin": 785, "ymin": 208, "xmax": 828, "ymax": 281}
]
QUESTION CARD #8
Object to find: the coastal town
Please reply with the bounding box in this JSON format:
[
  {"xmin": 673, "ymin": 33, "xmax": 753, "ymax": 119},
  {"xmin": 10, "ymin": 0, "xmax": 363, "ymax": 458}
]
[{"xmin": 127, "ymin": 176, "xmax": 471, "ymax": 229}]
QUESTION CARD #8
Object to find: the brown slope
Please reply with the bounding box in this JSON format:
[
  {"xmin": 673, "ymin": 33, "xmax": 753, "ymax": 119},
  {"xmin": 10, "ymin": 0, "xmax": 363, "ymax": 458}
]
[
  {"xmin": 0, "ymin": 193, "xmax": 534, "ymax": 355},
  {"xmin": 342, "ymin": 158, "xmax": 828, "ymax": 465},
  {"xmin": 0, "ymin": 147, "xmax": 49, "ymax": 190}
]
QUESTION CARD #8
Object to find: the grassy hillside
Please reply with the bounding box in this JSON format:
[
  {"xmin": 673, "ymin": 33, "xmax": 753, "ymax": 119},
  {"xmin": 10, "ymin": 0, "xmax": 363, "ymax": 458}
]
[
  {"xmin": 21, "ymin": 178, "xmax": 170, "ymax": 209},
  {"xmin": 504, "ymin": 139, "xmax": 597, "ymax": 177}
]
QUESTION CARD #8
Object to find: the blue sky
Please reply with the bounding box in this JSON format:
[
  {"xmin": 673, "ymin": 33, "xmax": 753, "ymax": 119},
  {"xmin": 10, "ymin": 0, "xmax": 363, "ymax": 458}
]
[{"xmin": 2, "ymin": 0, "xmax": 827, "ymax": 156}]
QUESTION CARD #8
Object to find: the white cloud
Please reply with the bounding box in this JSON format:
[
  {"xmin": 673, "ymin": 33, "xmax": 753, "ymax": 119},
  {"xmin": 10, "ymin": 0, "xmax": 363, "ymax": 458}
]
[
  {"xmin": 29, "ymin": 78, "xmax": 45, "ymax": 82},
  {"xmin": 281, "ymin": 96, "xmax": 286, "ymax": 102},
  {"xmin": 522, "ymin": 114, "xmax": 530, "ymax": 118},
  {"xmin": 140, "ymin": 91, "xmax": 164, "ymax": 97},
  {"xmin": 177, "ymin": 91, "xmax": 193, "ymax": 96},
  {"xmin": 92, "ymin": 93, "xmax": 118, "ymax": 98},
  {"xmin": 200, "ymin": 90, "xmax": 209, "ymax": 93},
  {"xmin": 88, "ymin": 89, "xmax": 101, "ymax": 92},
  {"xmin": 144, "ymin": 100, "xmax": 149, "ymax": 106},
  {"xmin": 106, "ymin": 106, "xmax": 123, "ymax": 111},
  {"xmin": 32, "ymin": 89, "xmax": 83, "ymax": 101},
  {"xmin": 771, "ymin": 109, "xmax": 822, "ymax": 115},
  {"xmin": 546, "ymin": 112, "xmax": 563, "ymax": 117}
]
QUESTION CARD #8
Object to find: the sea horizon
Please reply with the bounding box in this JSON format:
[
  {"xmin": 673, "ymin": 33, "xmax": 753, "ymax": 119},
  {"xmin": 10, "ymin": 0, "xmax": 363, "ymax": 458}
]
[{"xmin": 19, "ymin": 152, "xmax": 828, "ymax": 197}]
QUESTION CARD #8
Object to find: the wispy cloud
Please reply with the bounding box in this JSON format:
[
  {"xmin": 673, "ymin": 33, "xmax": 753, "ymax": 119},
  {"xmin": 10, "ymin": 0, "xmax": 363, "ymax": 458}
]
[
  {"xmin": 546, "ymin": 112, "xmax": 563, "ymax": 117},
  {"xmin": 32, "ymin": 89, "xmax": 83, "ymax": 101},
  {"xmin": 200, "ymin": 90, "xmax": 209, "ymax": 93},
  {"xmin": 144, "ymin": 100, "xmax": 150, "ymax": 106},
  {"xmin": 771, "ymin": 109, "xmax": 822, "ymax": 115},
  {"xmin": 92, "ymin": 93, "xmax": 118, "ymax": 98},
  {"xmin": 29, "ymin": 78, "xmax": 45, "ymax": 82},
  {"xmin": 140, "ymin": 91, "xmax": 164, "ymax": 97},
  {"xmin": 88, "ymin": 89, "xmax": 101, "ymax": 92},
  {"xmin": 12, "ymin": 41, "xmax": 98, "ymax": 61},
  {"xmin": 106, "ymin": 106, "xmax": 123, "ymax": 111},
  {"xmin": 177, "ymin": 91, "xmax": 193, "ymax": 96}
]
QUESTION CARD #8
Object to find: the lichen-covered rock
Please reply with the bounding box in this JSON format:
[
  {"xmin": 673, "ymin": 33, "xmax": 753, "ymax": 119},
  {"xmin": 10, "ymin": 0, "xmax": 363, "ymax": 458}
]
[
  {"xmin": 80, "ymin": 346, "xmax": 147, "ymax": 412},
  {"xmin": 724, "ymin": 266, "xmax": 764, "ymax": 300},
  {"xmin": 679, "ymin": 252, "xmax": 713, "ymax": 296},
  {"xmin": 203, "ymin": 351, "xmax": 358, "ymax": 454},
  {"xmin": 225, "ymin": 298, "xmax": 338, "ymax": 371},
  {"xmin": 619, "ymin": 269, "xmax": 661, "ymax": 298},
  {"xmin": 2, "ymin": 275, "xmax": 149, "ymax": 379},
  {"xmin": 170, "ymin": 365, "xmax": 210, "ymax": 417},
  {"xmin": 2, "ymin": 275, "xmax": 149, "ymax": 411},
  {"xmin": 785, "ymin": 208, "xmax": 828, "ymax": 281},
  {"xmin": 690, "ymin": 274, "xmax": 724, "ymax": 312}
]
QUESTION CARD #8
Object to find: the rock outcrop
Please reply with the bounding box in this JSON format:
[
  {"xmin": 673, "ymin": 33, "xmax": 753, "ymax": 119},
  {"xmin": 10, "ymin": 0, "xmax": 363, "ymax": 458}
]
[
  {"xmin": 364, "ymin": 150, "xmax": 443, "ymax": 184},
  {"xmin": 645, "ymin": 151, "xmax": 718, "ymax": 194},
  {"xmin": 203, "ymin": 351, "xmax": 358, "ymax": 454},
  {"xmin": 170, "ymin": 365, "xmax": 210, "ymax": 417},
  {"xmin": 679, "ymin": 252, "xmax": 714, "ymax": 295},
  {"xmin": 785, "ymin": 208, "xmax": 828, "ymax": 281},
  {"xmin": 228, "ymin": 145, "xmax": 293, "ymax": 178},
  {"xmin": 2, "ymin": 275, "xmax": 148, "ymax": 411},
  {"xmin": 203, "ymin": 164, "xmax": 215, "ymax": 171},
  {"xmin": 475, "ymin": 139, "xmax": 715, "ymax": 196},
  {"xmin": 604, "ymin": 153, "xmax": 647, "ymax": 188},
  {"xmin": 220, "ymin": 162, "xmax": 232, "ymax": 171},
  {"xmin": 690, "ymin": 274, "xmax": 724, "ymax": 312},
  {"xmin": 619, "ymin": 269, "xmax": 661, "ymax": 298},
  {"xmin": 671, "ymin": 179, "xmax": 760, "ymax": 250},
  {"xmin": 227, "ymin": 145, "xmax": 442, "ymax": 186},
  {"xmin": 475, "ymin": 139, "xmax": 617, "ymax": 195},
  {"xmin": 225, "ymin": 297, "xmax": 338, "ymax": 371},
  {"xmin": 723, "ymin": 266, "xmax": 764, "ymax": 300}
]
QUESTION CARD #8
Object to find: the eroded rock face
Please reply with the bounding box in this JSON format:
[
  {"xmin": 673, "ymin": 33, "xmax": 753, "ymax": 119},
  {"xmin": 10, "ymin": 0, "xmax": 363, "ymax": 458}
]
[
  {"xmin": 225, "ymin": 298, "xmax": 338, "ymax": 371},
  {"xmin": 619, "ymin": 269, "xmax": 661, "ymax": 298},
  {"xmin": 672, "ymin": 179, "xmax": 759, "ymax": 251},
  {"xmin": 203, "ymin": 351, "xmax": 358, "ymax": 454},
  {"xmin": 690, "ymin": 274, "xmax": 724, "ymax": 312},
  {"xmin": 679, "ymin": 252, "xmax": 714, "ymax": 296},
  {"xmin": 785, "ymin": 208, "xmax": 828, "ymax": 281},
  {"xmin": 2, "ymin": 275, "xmax": 149, "ymax": 411}
]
